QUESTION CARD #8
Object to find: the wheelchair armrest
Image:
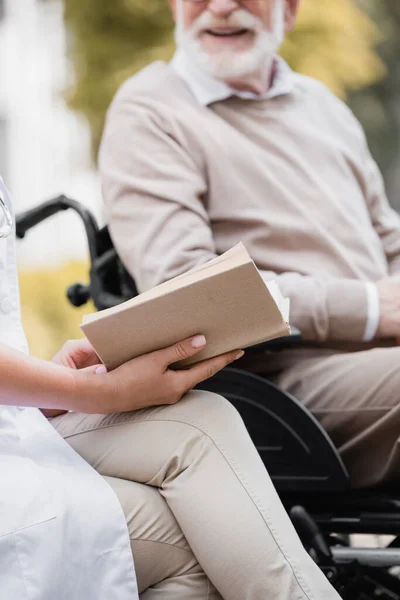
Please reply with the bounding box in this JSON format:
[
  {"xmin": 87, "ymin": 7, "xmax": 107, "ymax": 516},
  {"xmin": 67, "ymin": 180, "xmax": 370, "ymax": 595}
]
[{"xmin": 16, "ymin": 196, "xmax": 100, "ymax": 262}]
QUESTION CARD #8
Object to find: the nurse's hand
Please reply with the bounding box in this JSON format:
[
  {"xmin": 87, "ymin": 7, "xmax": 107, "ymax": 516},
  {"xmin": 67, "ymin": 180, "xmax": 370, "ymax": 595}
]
[
  {"xmin": 52, "ymin": 338, "xmax": 102, "ymax": 371},
  {"xmin": 41, "ymin": 339, "xmax": 103, "ymax": 417},
  {"xmin": 77, "ymin": 336, "xmax": 244, "ymax": 414}
]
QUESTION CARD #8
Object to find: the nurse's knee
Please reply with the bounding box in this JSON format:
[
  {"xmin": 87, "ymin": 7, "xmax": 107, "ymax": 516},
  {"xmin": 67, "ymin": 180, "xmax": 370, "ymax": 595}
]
[{"xmin": 182, "ymin": 389, "xmax": 243, "ymax": 429}]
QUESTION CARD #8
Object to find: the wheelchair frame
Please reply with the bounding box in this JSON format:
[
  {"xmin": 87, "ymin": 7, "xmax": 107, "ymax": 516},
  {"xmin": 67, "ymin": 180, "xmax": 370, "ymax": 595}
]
[{"xmin": 16, "ymin": 195, "xmax": 400, "ymax": 599}]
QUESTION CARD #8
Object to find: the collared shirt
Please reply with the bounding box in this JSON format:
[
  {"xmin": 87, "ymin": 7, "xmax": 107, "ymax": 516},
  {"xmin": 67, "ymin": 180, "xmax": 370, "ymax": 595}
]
[
  {"xmin": 170, "ymin": 50, "xmax": 380, "ymax": 342},
  {"xmin": 170, "ymin": 48, "xmax": 294, "ymax": 106}
]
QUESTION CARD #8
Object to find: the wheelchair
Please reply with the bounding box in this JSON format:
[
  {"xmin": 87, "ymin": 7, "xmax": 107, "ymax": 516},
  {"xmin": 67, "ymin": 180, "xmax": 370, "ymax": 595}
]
[{"xmin": 16, "ymin": 195, "xmax": 400, "ymax": 599}]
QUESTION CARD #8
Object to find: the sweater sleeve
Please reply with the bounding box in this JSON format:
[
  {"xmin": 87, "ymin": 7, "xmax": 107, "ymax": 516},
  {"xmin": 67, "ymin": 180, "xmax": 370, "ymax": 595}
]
[
  {"xmin": 258, "ymin": 270, "xmax": 369, "ymax": 342},
  {"xmin": 99, "ymin": 95, "xmax": 217, "ymax": 293},
  {"xmin": 259, "ymin": 102, "xmax": 397, "ymax": 342},
  {"xmin": 257, "ymin": 123, "xmax": 397, "ymax": 342},
  {"xmin": 363, "ymin": 152, "xmax": 400, "ymax": 276}
]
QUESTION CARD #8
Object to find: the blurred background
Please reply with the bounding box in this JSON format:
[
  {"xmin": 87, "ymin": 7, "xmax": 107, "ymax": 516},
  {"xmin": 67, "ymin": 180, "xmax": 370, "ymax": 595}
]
[{"xmin": 1, "ymin": 0, "xmax": 399, "ymax": 359}]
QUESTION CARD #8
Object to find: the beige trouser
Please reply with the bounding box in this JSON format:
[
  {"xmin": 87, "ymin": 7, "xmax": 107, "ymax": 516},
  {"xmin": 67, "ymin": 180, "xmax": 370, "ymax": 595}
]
[
  {"xmin": 51, "ymin": 390, "xmax": 339, "ymax": 600},
  {"xmin": 256, "ymin": 345, "xmax": 400, "ymax": 489}
]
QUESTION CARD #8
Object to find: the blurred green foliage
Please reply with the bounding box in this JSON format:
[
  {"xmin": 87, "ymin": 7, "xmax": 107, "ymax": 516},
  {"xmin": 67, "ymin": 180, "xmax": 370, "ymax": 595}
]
[
  {"xmin": 63, "ymin": 0, "xmax": 175, "ymax": 157},
  {"xmin": 350, "ymin": 1, "xmax": 400, "ymax": 203}
]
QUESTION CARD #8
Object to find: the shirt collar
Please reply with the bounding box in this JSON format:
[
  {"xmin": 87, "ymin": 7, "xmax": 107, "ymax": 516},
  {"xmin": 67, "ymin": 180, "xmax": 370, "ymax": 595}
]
[{"xmin": 170, "ymin": 48, "xmax": 295, "ymax": 106}]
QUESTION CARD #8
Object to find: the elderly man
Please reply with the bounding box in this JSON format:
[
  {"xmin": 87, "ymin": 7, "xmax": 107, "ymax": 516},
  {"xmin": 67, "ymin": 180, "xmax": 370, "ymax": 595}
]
[{"xmin": 100, "ymin": 0, "xmax": 400, "ymax": 489}]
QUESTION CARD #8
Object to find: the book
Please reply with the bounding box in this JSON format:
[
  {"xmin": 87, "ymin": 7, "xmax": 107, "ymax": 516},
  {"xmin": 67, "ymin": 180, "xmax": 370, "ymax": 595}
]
[{"xmin": 81, "ymin": 242, "xmax": 290, "ymax": 370}]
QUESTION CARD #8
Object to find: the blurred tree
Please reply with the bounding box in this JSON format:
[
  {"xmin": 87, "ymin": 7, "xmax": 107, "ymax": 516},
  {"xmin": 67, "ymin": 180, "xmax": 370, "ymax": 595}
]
[
  {"xmin": 63, "ymin": 0, "xmax": 175, "ymax": 158},
  {"xmin": 59, "ymin": 0, "xmax": 385, "ymax": 158},
  {"xmin": 349, "ymin": 0, "xmax": 400, "ymax": 208},
  {"xmin": 280, "ymin": 0, "xmax": 384, "ymax": 97}
]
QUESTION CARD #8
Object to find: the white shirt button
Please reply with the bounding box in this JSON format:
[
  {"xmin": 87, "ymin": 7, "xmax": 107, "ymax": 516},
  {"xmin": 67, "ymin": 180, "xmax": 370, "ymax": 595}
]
[{"xmin": 1, "ymin": 297, "xmax": 14, "ymax": 314}]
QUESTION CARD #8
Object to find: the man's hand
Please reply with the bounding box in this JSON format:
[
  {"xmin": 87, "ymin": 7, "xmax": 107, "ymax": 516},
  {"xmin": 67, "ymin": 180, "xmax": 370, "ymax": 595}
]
[
  {"xmin": 77, "ymin": 335, "xmax": 244, "ymax": 415},
  {"xmin": 376, "ymin": 277, "xmax": 400, "ymax": 339}
]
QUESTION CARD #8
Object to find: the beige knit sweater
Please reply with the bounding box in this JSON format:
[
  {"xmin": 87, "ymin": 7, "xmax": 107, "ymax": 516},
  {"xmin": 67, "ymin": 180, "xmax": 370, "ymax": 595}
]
[{"xmin": 99, "ymin": 61, "xmax": 400, "ymax": 343}]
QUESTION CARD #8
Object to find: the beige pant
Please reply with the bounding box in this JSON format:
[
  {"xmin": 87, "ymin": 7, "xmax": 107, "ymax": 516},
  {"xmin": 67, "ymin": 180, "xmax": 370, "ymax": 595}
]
[
  {"xmin": 51, "ymin": 390, "xmax": 339, "ymax": 600},
  {"xmin": 258, "ymin": 346, "xmax": 400, "ymax": 489}
]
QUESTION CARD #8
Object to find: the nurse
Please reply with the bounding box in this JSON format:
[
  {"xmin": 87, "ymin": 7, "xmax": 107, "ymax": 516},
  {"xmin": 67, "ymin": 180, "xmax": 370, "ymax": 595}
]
[{"xmin": 0, "ymin": 176, "xmax": 240, "ymax": 599}]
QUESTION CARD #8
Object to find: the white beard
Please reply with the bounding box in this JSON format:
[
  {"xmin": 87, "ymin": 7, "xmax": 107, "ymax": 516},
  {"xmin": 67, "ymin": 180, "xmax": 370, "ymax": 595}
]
[{"xmin": 175, "ymin": 2, "xmax": 284, "ymax": 81}]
